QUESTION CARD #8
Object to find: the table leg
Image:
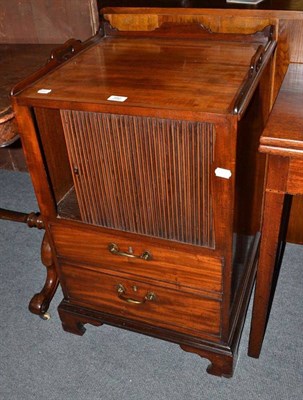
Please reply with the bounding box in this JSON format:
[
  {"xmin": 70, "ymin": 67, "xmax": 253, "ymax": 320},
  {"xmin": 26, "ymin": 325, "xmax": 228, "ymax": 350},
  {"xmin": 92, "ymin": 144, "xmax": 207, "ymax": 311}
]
[{"xmin": 248, "ymin": 189, "xmax": 286, "ymax": 358}]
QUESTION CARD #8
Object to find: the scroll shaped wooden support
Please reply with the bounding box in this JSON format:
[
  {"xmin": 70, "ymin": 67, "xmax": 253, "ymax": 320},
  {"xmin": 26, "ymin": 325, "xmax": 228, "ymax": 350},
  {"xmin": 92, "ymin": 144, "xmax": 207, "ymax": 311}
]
[
  {"xmin": 29, "ymin": 233, "xmax": 59, "ymax": 320},
  {"xmin": 0, "ymin": 208, "xmax": 58, "ymax": 319}
]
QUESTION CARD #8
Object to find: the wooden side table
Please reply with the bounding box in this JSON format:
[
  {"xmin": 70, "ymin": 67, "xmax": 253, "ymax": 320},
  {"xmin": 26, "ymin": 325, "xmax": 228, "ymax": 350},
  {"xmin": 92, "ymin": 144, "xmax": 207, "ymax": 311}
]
[{"xmin": 248, "ymin": 63, "xmax": 303, "ymax": 358}]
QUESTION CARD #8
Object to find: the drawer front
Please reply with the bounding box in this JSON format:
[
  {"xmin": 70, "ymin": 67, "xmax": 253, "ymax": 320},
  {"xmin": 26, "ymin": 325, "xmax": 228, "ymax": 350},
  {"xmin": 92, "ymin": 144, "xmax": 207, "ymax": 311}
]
[
  {"xmin": 60, "ymin": 262, "xmax": 221, "ymax": 337},
  {"xmin": 50, "ymin": 223, "xmax": 223, "ymax": 295}
]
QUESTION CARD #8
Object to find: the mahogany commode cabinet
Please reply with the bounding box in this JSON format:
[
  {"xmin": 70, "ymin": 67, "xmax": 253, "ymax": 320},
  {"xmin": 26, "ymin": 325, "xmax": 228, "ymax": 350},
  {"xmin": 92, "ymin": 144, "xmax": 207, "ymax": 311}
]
[{"xmin": 11, "ymin": 17, "xmax": 277, "ymax": 377}]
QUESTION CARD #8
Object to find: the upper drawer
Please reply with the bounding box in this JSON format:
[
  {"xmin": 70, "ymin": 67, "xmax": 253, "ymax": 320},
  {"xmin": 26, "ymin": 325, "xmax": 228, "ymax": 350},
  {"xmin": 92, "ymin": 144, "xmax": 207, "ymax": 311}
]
[{"xmin": 50, "ymin": 222, "xmax": 223, "ymax": 296}]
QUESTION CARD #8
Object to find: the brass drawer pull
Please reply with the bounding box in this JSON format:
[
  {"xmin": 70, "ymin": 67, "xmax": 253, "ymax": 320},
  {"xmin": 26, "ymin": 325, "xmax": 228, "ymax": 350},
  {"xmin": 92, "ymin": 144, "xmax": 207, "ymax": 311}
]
[
  {"xmin": 108, "ymin": 243, "xmax": 152, "ymax": 261},
  {"xmin": 116, "ymin": 284, "xmax": 156, "ymax": 305}
]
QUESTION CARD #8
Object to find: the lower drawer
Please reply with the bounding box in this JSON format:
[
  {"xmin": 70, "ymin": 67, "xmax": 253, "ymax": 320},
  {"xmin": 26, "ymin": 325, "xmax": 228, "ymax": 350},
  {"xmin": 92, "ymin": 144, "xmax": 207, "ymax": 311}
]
[{"xmin": 60, "ymin": 262, "xmax": 221, "ymax": 338}]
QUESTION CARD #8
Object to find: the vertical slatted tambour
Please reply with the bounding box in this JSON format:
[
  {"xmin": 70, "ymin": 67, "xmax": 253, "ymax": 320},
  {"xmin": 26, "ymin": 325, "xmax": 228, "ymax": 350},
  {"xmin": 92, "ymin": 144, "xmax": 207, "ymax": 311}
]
[{"xmin": 60, "ymin": 110, "xmax": 215, "ymax": 248}]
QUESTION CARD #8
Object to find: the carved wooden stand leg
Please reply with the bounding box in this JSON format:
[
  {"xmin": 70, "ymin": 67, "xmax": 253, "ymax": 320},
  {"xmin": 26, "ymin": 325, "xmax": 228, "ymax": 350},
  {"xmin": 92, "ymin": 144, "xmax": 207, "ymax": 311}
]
[
  {"xmin": 58, "ymin": 301, "xmax": 103, "ymax": 335},
  {"xmin": 28, "ymin": 233, "xmax": 59, "ymax": 319},
  {"xmin": 180, "ymin": 344, "xmax": 234, "ymax": 378}
]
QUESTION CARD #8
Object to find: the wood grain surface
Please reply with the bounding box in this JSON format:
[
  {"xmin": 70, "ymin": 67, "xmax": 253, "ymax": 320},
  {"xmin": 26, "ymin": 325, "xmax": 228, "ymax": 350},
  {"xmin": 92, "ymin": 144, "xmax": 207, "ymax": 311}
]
[{"xmin": 0, "ymin": 0, "xmax": 99, "ymax": 43}]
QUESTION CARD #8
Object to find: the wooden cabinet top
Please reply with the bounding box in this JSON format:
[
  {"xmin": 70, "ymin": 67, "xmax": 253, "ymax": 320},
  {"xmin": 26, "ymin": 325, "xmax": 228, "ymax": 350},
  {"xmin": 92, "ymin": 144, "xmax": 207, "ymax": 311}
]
[
  {"xmin": 15, "ymin": 39, "xmax": 258, "ymax": 114},
  {"xmin": 13, "ymin": 23, "xmax": 275, "ymax": 119}
]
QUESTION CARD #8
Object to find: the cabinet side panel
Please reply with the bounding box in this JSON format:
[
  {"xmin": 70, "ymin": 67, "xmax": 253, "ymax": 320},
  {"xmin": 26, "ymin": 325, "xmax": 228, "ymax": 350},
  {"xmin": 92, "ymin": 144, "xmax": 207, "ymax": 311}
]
[
  {"xmin": 60, "ymin": 110, "xmax": 215, "ymax": 248},
  {"xmin": 34, "ymin": 108, "xmax": 74, "ymax": 204},
  {"xmin": 231, "ymin": 79, "xmax": 270, "ymax": 307}
]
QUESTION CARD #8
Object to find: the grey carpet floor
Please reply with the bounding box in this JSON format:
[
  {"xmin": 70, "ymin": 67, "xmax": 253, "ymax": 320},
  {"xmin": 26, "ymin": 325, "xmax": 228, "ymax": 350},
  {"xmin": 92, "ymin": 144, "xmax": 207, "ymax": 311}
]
[{"xmin": 0, "ymin": 169, "xmax": 302, "ymax": 400}]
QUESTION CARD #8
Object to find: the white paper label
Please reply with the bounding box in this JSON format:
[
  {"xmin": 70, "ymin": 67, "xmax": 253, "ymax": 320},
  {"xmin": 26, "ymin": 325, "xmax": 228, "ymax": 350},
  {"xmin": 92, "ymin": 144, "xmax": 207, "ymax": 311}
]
[
  {"xmin": 107, "ymin": 95, "xmax": 128, "ymax": 102},
  {"xmin": 37, "ymin": 89, "xmax": 52, "ymax": 94},
  {"xmin": 215, "ymin": 167, "xmax": 232, "ymax": 179},
  {"xmin": 226, "ymin": 0, "xmax": 264, "ymax": 4}
]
